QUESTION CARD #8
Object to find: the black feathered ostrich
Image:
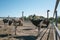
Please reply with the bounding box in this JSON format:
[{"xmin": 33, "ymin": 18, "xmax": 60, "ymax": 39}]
[
  {"xmin": 2, "ymin": 18, "xmax": 13, "ymax": 37},
  {"xmin": 30, "ymin": 15, "xmax": 50, "ymax": 36},
  {"xmin": 29, "ymin": 15, "xmax": 43, "ymax": 35},
  {"xmin": 3, "ymin": 19, "xmax": 13, "ymax": 26},
  {"xmin": 3, "ymin": 19, "xmax": 8, "ymax": 24},
  {"xmin": 30, "ymin": 18, "xmax": 43, "ymax": 35}
]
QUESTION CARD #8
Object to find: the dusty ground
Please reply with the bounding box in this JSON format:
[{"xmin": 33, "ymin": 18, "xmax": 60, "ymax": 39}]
[
  {"xmin": 0, "ymin": 20, "xmax": 38, "ymax": 40},
  {"xmin": 0, "ymin": 20, "xmax": 54, "ymax": 40}
]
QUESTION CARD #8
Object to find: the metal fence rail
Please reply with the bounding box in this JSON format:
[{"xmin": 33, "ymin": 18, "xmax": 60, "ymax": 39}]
[
  {"xmin": 52, "ymin": 23, "xmax": 60, "ymax": 40},
  {"xmin": 53, "ymin": 0, "xmax": 60, "ymax": 39}
]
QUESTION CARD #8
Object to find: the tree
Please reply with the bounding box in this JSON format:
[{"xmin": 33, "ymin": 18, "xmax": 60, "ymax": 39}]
[
  {"xmin": 57, "ymin": 17, "xmax": 60, "ymax": 23},
  {"xmin": 49, "ymin": 17, "xmax": 54, "ymax": 21}
]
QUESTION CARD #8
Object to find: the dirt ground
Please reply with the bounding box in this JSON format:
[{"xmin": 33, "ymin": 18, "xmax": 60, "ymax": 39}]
[
  {"xmin": 0, "ymin": 20, "xmax": 54, "ymax": 40},
  {"xmin": 0, "ymin": 20, "xmax": 38, "ymax": 40}
]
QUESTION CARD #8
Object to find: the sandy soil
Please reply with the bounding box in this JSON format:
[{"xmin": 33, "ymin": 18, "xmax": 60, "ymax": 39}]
[
  {"xmin": 0, "ymin": 20, "xmax": 38, "ymax": 40},
  {"xmin": 0, "ymin": 20, "xmax": 54, "ymax": 40}
]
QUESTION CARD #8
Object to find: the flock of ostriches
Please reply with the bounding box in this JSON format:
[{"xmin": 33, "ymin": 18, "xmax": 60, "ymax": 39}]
[
  {"xmin": 2, "ymin": 18, "xmax": 50, "ymax": 28},
  {"xmin": 2, "ymin": 18, "xmax": 23, "ymax": 26}
]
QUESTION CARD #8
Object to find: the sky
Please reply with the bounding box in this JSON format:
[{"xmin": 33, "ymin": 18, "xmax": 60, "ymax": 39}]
[{"xmin": 0, "ymin": 0, "xmax": 60, "ymax": 17}]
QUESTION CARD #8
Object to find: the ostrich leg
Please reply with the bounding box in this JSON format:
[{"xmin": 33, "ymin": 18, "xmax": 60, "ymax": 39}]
[
  {"xmin": 38, "ymin": 26, "xmax": 41, "ymax": 35},
  {"xmin": 37, "ymin": 21, "xmax": 43, "ymax": 36},
  {"xmin": 37, "ymin": 22, "xmax": 42, "ymax": 36},
  {"xmin": 15, "ymin": 26, "xmax": 17, "ymax": 35}
]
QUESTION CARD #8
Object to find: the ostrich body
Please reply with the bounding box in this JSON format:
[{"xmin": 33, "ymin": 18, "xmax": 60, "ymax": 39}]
[
  {"xmin": 30, "ymin": 19, "xmax": 43, "ymax": 35},
  {"xmin": 30, "ymin": 19, "xmax": 43, "ymax": 27},
  {"xmin": 12, "ymin": 19, "xmax": 23, "ymax": 35},
  {"xmin": 30, "ymin": 18, "xmax": 50, "ymax": 36},
  {"xmin": 3, "ymin": 19, "xmax": 13, "ymax": 26},
  {"xmin": 12, "ymin": 19, "xmax": 23, "ymax": 26},
  {"xmin": 3, "ymin": 19, "xmax": 8, "ymax": 24}
]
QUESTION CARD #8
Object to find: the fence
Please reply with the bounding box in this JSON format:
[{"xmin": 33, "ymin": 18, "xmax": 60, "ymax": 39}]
[
  {"xmin": 53, "ymin": 11, "xmax": 60, "ymax": 40},
  {"xmin": 52, "ymin": 23, "xmax": 60, "ymax": 40}
]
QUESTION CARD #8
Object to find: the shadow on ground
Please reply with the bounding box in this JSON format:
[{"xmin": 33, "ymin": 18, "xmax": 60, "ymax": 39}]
[
  {"xmin": 14, "ymin": 36, "xmax": 37, "ymax": 40},
  {"xmin": 0, "ymin": 34, "xmax": 9, "ymax": 37}
]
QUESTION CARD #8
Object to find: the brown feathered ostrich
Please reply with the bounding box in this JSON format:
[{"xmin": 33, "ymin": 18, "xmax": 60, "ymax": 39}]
[
  {"xmin": 43, "ymin": 18, "xmax": 50, "ymax": 27},
  {"xmin": 3, "ymin": 18, "xmax": 23, "ymax": 35},
  {"xmin": 12, "ymin": 18, "xmax": 23, "ymax": 35}
]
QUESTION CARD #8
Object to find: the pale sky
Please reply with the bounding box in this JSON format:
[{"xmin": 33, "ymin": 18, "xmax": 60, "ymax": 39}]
[{"xmin": 0, "ymin": 0, "xmax": 60, "ymax": 17}]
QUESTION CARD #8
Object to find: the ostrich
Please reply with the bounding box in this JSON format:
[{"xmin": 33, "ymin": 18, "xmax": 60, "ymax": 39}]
[
  {"xmin": 12, "ymin": 18, "xmax": 23, "ymax": 35},
  {"xmin": 30, "ymin": 19, "xmax": 43, "ymax": 35},
  {"xmin": 3, "ymin": 19, "xmax": 13, "ymax": 26},
  {"xmin": 3, "ymin": 19, "xmax": 8, "ymax": 24},
  {"xmin": 43, "ymin": 19, "xmax": 50, "ymax": 28},
  {"xmin": 12, "ymin": 19, "xmax": 23, "ymax": 26},
  {"xmin": 8, "ymin": 20, "xmax": 13, "ymax": 26},
  {"xmin": 30, "ymin": 18, "xmax": 50, "ymax": 36},
  {"xmin": 2, "ymin": 18, "xmax": 23, "ymax": 35},
  {"xmin": 2, "ymin": 18, "xmax": 13, "ymax": 37}
]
